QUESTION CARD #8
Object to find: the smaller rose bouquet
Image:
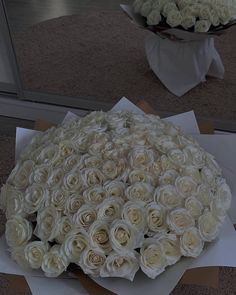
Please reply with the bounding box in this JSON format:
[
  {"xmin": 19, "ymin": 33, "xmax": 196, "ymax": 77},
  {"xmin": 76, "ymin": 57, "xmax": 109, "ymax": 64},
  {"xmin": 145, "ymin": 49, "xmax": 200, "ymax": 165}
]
[{"xmin": 133, "ymin": 0, "xmax": 236, "ymax": 33}]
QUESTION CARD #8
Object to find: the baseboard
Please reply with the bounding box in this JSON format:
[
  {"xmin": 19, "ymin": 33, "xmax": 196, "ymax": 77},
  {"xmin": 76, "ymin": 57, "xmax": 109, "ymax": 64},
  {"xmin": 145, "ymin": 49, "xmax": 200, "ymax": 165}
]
[{"xmin": 0, "ymin": 96, "xmax": 89, "ymax": 123}]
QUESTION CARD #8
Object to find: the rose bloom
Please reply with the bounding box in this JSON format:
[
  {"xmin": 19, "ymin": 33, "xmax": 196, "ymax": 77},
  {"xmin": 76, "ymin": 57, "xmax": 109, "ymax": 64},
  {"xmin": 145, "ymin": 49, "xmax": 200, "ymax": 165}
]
[
  {"xmin": 64, "ymin": 193, "xmax": 84, "ymax": 215},
  {"xmin": 125, "ymin": 182, "xmax": 154, "ymax": 203},
  {"xmin": 167, "ymin": 208, "xmax": 195, "ymax": 235},
  {"xmin": 110, "ymin": 220, "xmax": 143, "ymax": 252},
  {"xmin": 101, "ymin": 251, "xmax": 139, "ymax": 281},
  {"xmin": 42, "ymin": 245, "xmax": 69, "ymax": 277},
  {"xmin": 73, "ymin": 204, "xmax": 97, "ymax": 230},
  {"xmin": 89, "ymin": 221, "xmax": 112, "ymax": 254},
  {"xmin": 180, "ymin": 227, "xmax": 204, "ymax": 258},
  {"xmin": 140, "ymin": 239, "xmax": 167, "ymax": 279},
  {"xmin": 6, "ymin": 215, "xmax": 32, "ymax": 248},
  {"xmin": 79, "ymin": 247, "xmax": 106, "ymax": 276},
  {"xmin": 24, "ymin": 241, "xmax": 49, "ymax": 269},
  {"xmin": 159, "ymin": 234, "xmax": 181, "ymax": 265},
  {"xmin": 62, "ymin": 228, "xmax": 89, "ymax": 262},
  {"xmin": 154, "ymin": 185, "xmax": 182, "ymax": 210},
  {"xmin": 146, "ymin": 202, "xmax": 167, "ymax": 234},
  {"xmin": 34, "ymin": 206, "xmax": 61, "ymax": 242},
  {"xmin": 97, "ymin": 197, "xmax": 124, "ymax": 223},
  {"xmin": 122, "ymin": 201, "xmax": 147, "ymax": 232},
  {"xmin": 104, "ymin": 180, "xmax": 126, "ymax": 198},
  {"xmin": 83, "ymin": 185, "xmax": 107, "ymax": 206}
]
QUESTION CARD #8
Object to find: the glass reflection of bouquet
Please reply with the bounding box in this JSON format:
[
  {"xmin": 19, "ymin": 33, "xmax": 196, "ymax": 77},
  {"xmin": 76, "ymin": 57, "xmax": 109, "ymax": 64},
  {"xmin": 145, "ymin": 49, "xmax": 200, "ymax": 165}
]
[{"xmin": 133, "ymin": 0, "xmax": 236, "ymax": 35}]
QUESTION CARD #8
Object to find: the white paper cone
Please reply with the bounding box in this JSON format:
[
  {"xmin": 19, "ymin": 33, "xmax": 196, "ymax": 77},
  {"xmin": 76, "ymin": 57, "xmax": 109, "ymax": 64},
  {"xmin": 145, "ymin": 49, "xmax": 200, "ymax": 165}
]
[{"xmin": 145, "ymin": 33, "xmax": 224, "ymax": 96}]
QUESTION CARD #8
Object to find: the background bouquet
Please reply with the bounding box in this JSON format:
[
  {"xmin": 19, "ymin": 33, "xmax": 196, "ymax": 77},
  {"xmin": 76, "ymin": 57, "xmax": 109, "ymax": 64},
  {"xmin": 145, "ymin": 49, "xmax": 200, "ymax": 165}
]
[{"xmin": 132, "ymin": 0, "xmax": 236, "ymax": 35}]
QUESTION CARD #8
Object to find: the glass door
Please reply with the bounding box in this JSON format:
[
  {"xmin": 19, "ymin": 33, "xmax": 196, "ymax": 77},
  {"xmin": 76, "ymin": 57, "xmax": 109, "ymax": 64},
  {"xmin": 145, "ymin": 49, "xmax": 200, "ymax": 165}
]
[{"xmin": 2, "ymin": 0, "xmax": 133, "ymax": 110}]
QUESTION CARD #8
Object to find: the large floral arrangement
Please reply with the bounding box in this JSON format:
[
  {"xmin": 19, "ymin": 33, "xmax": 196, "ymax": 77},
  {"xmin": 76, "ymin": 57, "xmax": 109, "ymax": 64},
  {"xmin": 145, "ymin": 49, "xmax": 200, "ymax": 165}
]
[
  {"xmin": 0, "ymin": 111, "xmax": 232, "ymax": 281},
  {"xmin": 133, "ymin": 0, "xmax": 236, "ymax": 32}
]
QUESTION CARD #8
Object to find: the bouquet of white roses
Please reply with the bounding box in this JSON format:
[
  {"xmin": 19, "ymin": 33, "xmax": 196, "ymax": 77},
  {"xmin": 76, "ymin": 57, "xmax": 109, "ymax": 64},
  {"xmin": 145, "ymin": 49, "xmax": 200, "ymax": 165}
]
[
  {"xmin": 133, "ymin": 0, "xmax": 236, "ymax": 33},
  {"xmin": 0, "ymin": 111, "xmax": 232, "ymax": 281}
]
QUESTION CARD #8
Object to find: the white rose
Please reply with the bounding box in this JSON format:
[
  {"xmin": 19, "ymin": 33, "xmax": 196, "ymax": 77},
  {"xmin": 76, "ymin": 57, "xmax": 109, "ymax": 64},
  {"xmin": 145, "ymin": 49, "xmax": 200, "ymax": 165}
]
[
  {"xmin": 160, "ymin": 155, "xmax": 177, "ymax": 171},
  {"xmin": 158, "ymin": 234, "xmax": 181, "ymax": 265},
  {"xmin": 177, "ymin": 0, "xmax": 193, "ymax": 10},
  {"xmin": 24, "ymin": 241, "xmax": 49, "ymax": 269},
  {"xmin": 110, "ymin": 220, "xmax": 143, "ymax": 252},
  {"xmin": 81, "ymin": 168, "xmax": 105, "ymax": 187},
  {"xmin": 101, "ymin": 251, "xmax": 139, "ymax": 281},
  {"xmin": 205, "ymin": 153, "xmax": 221, "ymax": 176},
  {"xmin": 97, "ymin": 197, "xmax": 124, "ymax": 223},
  {"xmin": 181, "ymin": 165, "xmax": 202, "ymax": 184},
  {"xmin": 10, "ymin": 246, "xmax": 30, "ymax": 269},
  {"xmin": 6, "ymin": 216, "xmax": 32, "ymax": 247},
  {"xmin": 73, "ymin": 204, "xmax": 97, "ymax": 230},
  {"xmin": 89, "ymin": 221, "xmax": 112, "ymax": 254},
  {"xmin": 167, "ymin": 208, "xmax": 195, "ymax": 234},
  {"xmin": 177, "ymin": 134, "xmax": 199, "ymax": 148},
  {"xmin": 24, "ymin": 184, "xmax": 47, "ymax": 214},
  {"xmin": 175, "ymin": 176, "xmax": 198, "ymax": 198},
  {"xmin": 79, "ymin": 247, "xmax": 106, "ymax": 276},
  {"xmin": 62, "ymin": 228, "xmax": 89, "ymax": 262},
  {"xmin": 181, "ymin": 15, "xmax": 196, "ymax": 29},
  {"xmin": 198, "ymin": 211, "xmax": 221, "ymax": 242},
  {"xmin": 146, "ymin": 202, "xmax": 167, "ymax": 234},
  {"xmin": 140, "ymin": 239, "xmax": 167, "ymax": 279},
  {"xmin": 154, "ymin": 136, "xmax": 178, "ymax": 153},
  {"xmin": 180, "ymin": 227, "xmax": 204, "ymax": 258},
  {"xmin": 147, "ymin": 9, "xmax": 162, "ymax": 25},
  {"xmin": 166, "ymin": 10, "xmax": 182, "ymax": 27},
  {"xmin": 154, "ymin": 185, "xmax": 182, "ymax": 210},
  {"xmin": 63, "ymin": 170, "xmax": 83, "ymax": 192},
  {"xmin": 122, "ymin": 201, "xmax": 147, "ymax": 232},
  {"xmin": 183, "ymin": 145, "xmax": 206, "ymax": 168},
  {"xmin": 185, "ymin": 197, "xmax": 203, "ymax": 219},
  {"xmin": 58, "ymin": 140, "xmax": 75, "ymax": 157},
  {"xmin": 201, "ymin": 166, "xmax": 216, "ymax": 188},
  {"xmin": 129, "ymin": 169, "xmax": 156, "ymax": 186},
  {"xmin": 125, "ymin": 182, "xmax": 154, "ymax": 202},
  {"xmin": 196, "ymin": 184, "xmax": 213, "ymax": 206},
  {"xmin": 116, "ymin": 158, "xmax": 130, "ymax": 182},
  {"xmin": 148, "ymin": 160, "xmax": 162, "ymax": 176},
  {"xmin": 129, "ymin": 146, "xmax": 155, "ymax": 170},
  {"xmin": 7, "ymin": 160, "xmax": 34, "ymax": 190},
  {"xmin": 217, "ymin": 5, "xmax": 231, "ymax": 24},
  {"xmin": 211, "ymin": 180, "xmax": 232, "ymax": 218},
  {"xmin": 168, "ymin": 148, "xmax": 189, "ymax": 167},
  {"xmin": 63, "ymin": 154, "xmax": 83, "ymax": 172},
  {"xmin": 162, "ymin": 2, "xmax": 178, "ymax": 17},
  {"xmin": 83, "ymin": 185, "xmax": 107, "ymax": 206},
  {"xmin": 29, "ymin": 164, "xmax": 51, "ymax": 185},
  {"xmin": 83, "ymin": 154, "xmax": 103, "ymax": 169},
  {"xmin": 210, "ymin": 8, "xmax": 220, "ymax": 26},
  {"xmin": 37, "ymin": 144, "xmax": 59, "ymax": 165},
  {"xmin": 64, "ymin": 193, "xmax": 84, "ymax": 215},
  {"xmin": 47, "ymin": 168, "xmax": 64, "ymax": 189},
  {"xmin": 199, "ymin": 4, "xmax": 211, "ymax": 20},
  {"xmin": 4, "ymin": 186, "xmax": 24, "ymax": 219},
  {"xmin": 140, "ymin": 0, "xmax": 153, "ymax": 17},
  {"xmin": 194, "ymin": 19, "xmax": 211, "ymax": 32},
  {"xmin": 102, "ymin": 160, "xmax": 118, "ymax": 180},
  {"xmin": 71, "ymin": 131, "xmax": 90, "ymax": 153},
  {"xmin": 42, "ymin": 245, "xmax": 69, "ymax": 277},
  {"xmin": 159, "ymin": 169, "xmax": 179, "ymax": 186},
  {"xmin": 34, "ymin": 206, "xmax": 61, "ymax": 241},
  {"xmin": 104, "ymin": 180, "xmax": 125, "ymax": 198},
  {"xmin": 106, "ymin": 112, "xmax": 128, "ymax": 129},
  {"xmin": 47, "ymin": 189, "xmax": 68, "ymax": 211},
  {"xmin": 54, "ymin": 216, "xmax": 75, "ymax": 244}
]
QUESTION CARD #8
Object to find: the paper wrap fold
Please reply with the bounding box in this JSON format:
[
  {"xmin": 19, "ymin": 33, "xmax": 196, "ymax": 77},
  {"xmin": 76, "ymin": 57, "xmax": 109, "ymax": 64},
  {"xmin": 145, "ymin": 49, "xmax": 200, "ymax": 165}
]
[
  {"xmin": 145, "ymin": 33, "xmax": 224, "ymax": 96},
  {"xmin": 1, "ymin": 97, "xmax": 236, "ymax": 295}
]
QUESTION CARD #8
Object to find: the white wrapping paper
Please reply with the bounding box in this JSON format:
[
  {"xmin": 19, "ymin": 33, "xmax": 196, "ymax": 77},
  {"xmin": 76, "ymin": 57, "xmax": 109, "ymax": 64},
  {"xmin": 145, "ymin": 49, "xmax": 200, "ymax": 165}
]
[
  {"xmin": 145, "ymin": 33, "xmax": 224, "ymax": 96},
  {"xmin": 1, "ymin": 97, "xmax": 236, "ymax": 295}
]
